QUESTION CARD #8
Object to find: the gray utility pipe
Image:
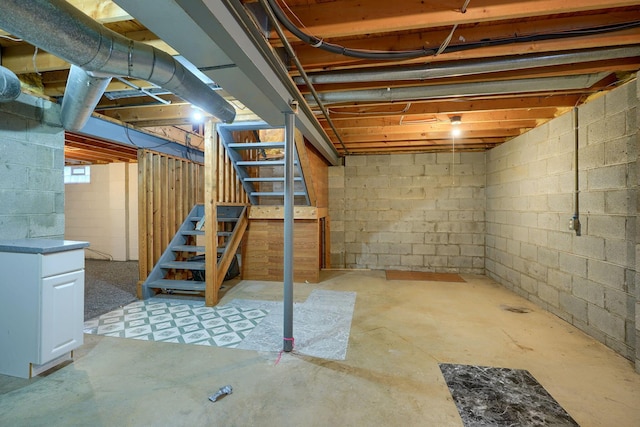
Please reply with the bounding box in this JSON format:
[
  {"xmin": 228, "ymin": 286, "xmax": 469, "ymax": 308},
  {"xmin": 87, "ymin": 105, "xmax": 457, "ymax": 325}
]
[
  {"xmin": 295, "ymin": 46, "xmax": 640, "ymax": 85},
  {"xmin": 0, "ymin": 0, "xmax": 235, "ymax": 130},
  {"xmin": 305, "ymin": 72, "xmax": 609, "ymax": 104},
  {"xmin": 0, "ymin": 65, "xmax": 21, "ymax": 103}
]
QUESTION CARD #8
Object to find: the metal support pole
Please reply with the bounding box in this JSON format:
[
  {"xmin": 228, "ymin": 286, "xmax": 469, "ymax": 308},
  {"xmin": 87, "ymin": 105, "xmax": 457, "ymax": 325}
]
[{"xmin": 283, "ymin": 111, "xmax": 295, "ymax": 352}]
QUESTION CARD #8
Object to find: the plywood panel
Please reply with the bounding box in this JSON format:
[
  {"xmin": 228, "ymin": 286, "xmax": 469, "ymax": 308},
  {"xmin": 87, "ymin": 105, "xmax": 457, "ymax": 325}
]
[{"xmin": 243, "ymin": 219, "xmax": 320, "ymax": 283}]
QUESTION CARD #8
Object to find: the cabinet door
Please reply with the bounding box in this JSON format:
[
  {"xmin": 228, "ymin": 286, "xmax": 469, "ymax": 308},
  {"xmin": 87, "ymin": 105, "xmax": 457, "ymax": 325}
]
[{"xmin": 40, "ymin": 270, "xmax": 84, "ymax": 363}]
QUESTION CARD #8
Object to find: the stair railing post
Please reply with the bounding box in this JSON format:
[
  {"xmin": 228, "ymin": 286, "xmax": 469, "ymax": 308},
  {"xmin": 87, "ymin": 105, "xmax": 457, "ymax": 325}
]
[{"xmin": 283, "ymin": 109, "xmax": 295, "ymax": 352}]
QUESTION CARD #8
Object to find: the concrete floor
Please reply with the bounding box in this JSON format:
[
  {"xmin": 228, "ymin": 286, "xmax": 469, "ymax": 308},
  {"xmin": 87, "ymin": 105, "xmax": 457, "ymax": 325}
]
[{"xmin": 1, "ymin": 270, "xmax": 639, "ymax": 426}]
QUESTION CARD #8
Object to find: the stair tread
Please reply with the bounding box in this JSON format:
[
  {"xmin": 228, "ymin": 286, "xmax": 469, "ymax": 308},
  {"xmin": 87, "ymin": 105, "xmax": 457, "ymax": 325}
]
[
  {"xmin": 236, "ymin": 160, "xmax": 297, "ymax": 166},
  {"xmin": 172, "ymin": 245, "xmax": 205, "ymax": 252},
  {"xmin": 147, "ymin": 279, "xmax": 205, "ymax": 291},
  {"xmin": 251, "ymin": 191, "xmax": 307, "ymax": 196},
  {"xmin": 228, "ymin": 142, "xmax": 284, "ymax": 149},
  {"xmin": 181, "ymin": 230, "xmax": 205, "ymax": 235},
  {"xmin": 243, "ymin": 177, "xmax": 302, "ymax": 182},
  {"xmin": 159, "ymin": 261, "xmax": 205, "ymax": 270}
]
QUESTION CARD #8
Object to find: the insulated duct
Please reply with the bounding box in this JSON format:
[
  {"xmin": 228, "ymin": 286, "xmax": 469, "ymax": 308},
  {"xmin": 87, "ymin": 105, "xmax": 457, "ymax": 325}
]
[
  {"xmin": 295, "ymin": 46, "xmax": 640, "ymax": 85},
  {"xmin": 0, "ymin": 0, "xmax": 235, "ymax": 129},
  {"xmin": 0, "ymin": 65, "xmax": 21, "ymax": 103},
  {"xmin": 61, "ymin": 65, "xmax": 112, "ymax": 131},
  {"xmin": 306, "ymin": 72, "xmax": 610, "ymax": 105}
]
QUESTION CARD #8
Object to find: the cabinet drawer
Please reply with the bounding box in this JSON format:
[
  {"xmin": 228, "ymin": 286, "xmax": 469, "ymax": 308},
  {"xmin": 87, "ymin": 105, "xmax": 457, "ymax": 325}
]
[{"xmin": 42, "ymin": 250, "xmax": 84, "ymax": 277}]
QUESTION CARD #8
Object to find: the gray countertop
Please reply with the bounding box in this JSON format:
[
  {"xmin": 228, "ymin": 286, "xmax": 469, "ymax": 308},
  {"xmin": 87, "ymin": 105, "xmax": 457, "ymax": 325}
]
[{"xmin": 0, "ymin": 239, "xmax": 89, "ymax": 254}]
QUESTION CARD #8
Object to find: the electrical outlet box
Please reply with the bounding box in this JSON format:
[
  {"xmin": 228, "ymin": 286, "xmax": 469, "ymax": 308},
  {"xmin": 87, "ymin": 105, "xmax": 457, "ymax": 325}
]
[{"xmin": 568, "ymin": 218, "xmax": 575, "ymax": 230}]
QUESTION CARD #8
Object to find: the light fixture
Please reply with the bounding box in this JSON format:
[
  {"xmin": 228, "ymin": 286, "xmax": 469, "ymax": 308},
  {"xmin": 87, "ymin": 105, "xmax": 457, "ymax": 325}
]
[
  {"xmin": 191, "ymin": 106, "xmax": 204, "ymax": 122},
  {"xmin": 450, "ymin": 115, "xmax": 462, "ymax": 125},
  {"xmin": 451, "ymin": 127, "xmax": 462, "ymax": 137}
]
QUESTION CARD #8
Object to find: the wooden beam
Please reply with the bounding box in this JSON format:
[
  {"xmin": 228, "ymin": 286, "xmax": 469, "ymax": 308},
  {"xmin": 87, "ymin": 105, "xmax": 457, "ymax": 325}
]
[
  {"xmin": 320, "ymin": 108, "xmax": 560, "ymax": 129},
  {"xmin": 336, "ymin": 128, "xmax": 523, "ymax": 143},
  {"xmin": 320, "ymin": 95, "xmax": 581, "ymax": 119},
  {"xmin": 291, "ymin": 28, "xmax": 640, "ymax": 72},
  {"xmin": 271, "ymin": 0, "xmax": 640, "ymax": 40},
  {"xmin": 204, "ymin": 119, "xmax": 218, "ymax": 307}
]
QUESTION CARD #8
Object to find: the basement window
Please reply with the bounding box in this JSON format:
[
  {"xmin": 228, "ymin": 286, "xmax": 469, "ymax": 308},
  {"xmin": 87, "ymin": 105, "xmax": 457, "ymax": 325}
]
[{"xmin": 64, "ymin": 166, "xmax": 91, "ymax": 184}]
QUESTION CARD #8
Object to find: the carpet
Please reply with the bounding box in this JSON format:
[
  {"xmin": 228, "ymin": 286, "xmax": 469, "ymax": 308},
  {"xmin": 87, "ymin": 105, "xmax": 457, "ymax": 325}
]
[
  {"xmin": 385, "ymin": 270, "xmax": 465, "ymax": 282},
  {"xmin": 84, "ymin": 260, "xmax": 138, "ymax": 320},
  {"xmin": 439, "ymin": 363, "xmax": 579, "ymax": 426}
]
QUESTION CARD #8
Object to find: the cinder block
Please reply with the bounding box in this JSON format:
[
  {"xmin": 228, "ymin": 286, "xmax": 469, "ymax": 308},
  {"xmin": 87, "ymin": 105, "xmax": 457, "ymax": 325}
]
[
  {"xmin": 604, "ymin": 189, "xmax": 633, "ymax": 215},
  {"xmin": 579, "ymin": 95, "xmax": 605, "ymax": 127},
  {"xmin": 547, "ymin": 269, "xmax": 572, "ymax": 292},
  {"xmin": 400, "ymin": 254, "xmax": 423, "ymax": 267},
  {"xmin": 603, "ymin": 239, "xmax": 631, "ymax": 268},
  {"xmin": 0, "ymin": 215, "xmax": 30, "ymax": 239},
  {"xmin": 520, "ymin": 274, "xmax": 538, "ymax": 294},
  {"xmin": 538, "ymin": 282, "xmax": 559, "ymax": 307},
  {"xmin": 572, "ymin": 235, "xmax": 605, "ymax": 260},
  {"xmin": 572, "ymin": 276, "xmax": 605, "ymax": 307},
  {"xmin": 587, "ymin": 164, "xmax": 627, "ymax": 190},
  {"xmin": 378, "ymin": 254, "xmax": 401, "ymax": 266},
  {"xmin": 559, "ymin": 292, "xmax": 588, "ymax": 323},
  {"xmin": 460, "ymin": 245, "xmax": 484, "ymax": 257},
  {"xmin": 587, "ymin": 215, "xmax": 627, "ymax": 240},
  {"xmin": 389, "ymin": 153, "xmax": 415, "ymax": 165},
  {"xmin": 413, "ymin": 244, "xmax": 436, "ymax": 255},
  {"xmin": 366, "ymin": 155, "xmax": 391, "ymax": 167},
  {"xmin": 436, "ymin": 245, "xmax": 460, "ymax": 256},
  {"xmin": 579, "ymin": 191, "xmax": 605, "ymax": 214},
  {"xmin": 414, "ymin": 152, "xmax": 437, "ymax": 165},
  {"xmin": 604, "ymin": 110, "xmax": 628, "ymax": 142},
  {"xmin": 605, "ymin": 79, "xmax": 636, "ymax": 116},
  {"xmin": 344, "ymin": 156, "xmax": 366, "ymax": 167},
  {"xmin": 588, "ymin": 303, "xmax": 626, "ymax": 341},
  {"xmin": 604, "ymin": 287, "xmax": 633, "ymax": 319},
  {"xmin": 588, "ymin": 259, "xmax": 626, "ymax": 290},
  {"xmin": 29, "ymin": 213, "xmax": 64, "ymax": 238},
  {"xmin": 559, "ymin": 252, "xmax": 587, "ymax": 277},
  {"xmin": 605, "ymin": 135, "xmax": 634, "ymax": 166}
]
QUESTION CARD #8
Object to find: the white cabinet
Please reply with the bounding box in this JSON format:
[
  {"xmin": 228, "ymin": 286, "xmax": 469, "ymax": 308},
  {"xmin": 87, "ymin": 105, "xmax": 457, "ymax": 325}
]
[{"xmin": 0, "ymin": 239, "xmax": 88, "ymax": 378}]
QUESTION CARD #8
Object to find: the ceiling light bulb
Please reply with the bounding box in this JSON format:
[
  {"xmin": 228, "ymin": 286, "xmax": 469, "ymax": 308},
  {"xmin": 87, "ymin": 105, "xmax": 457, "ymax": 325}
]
[{"xmin": 452, "ymin": 128, "xmax": 462, "ymax": 137}]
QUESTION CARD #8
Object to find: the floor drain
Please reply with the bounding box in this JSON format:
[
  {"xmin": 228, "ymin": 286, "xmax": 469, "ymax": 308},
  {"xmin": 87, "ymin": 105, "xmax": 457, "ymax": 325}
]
[{"xmin": 500, "ymin": 305, "xmax": 532, "ymax": 314}]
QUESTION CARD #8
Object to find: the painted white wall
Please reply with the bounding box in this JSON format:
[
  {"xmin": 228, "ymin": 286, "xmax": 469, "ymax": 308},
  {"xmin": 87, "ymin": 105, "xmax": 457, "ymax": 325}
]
[{"xmin": 65, "ymin": 162, "xmax": 138, "ymax": 261}]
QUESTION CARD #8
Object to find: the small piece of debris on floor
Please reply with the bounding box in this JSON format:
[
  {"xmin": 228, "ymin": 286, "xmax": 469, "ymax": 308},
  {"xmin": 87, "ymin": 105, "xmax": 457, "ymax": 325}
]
[{"xmin": 209, "ymin": 385, "xmax": 233, "ymax": 402}]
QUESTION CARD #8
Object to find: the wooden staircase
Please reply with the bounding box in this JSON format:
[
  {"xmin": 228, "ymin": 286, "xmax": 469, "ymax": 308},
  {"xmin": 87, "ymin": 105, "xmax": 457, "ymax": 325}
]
[{"xmin": 140, "ymin": 204, "xmax": 247, "ymax": 299}]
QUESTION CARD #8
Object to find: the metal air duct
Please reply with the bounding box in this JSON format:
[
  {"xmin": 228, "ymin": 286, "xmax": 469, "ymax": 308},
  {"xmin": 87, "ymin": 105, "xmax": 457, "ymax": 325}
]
[
  {"xmin": 0, "ymin": 0, "xmax": 235, "ymax": 129},
  {"xmin": 306, "ymin": 72, "xmax": 610, "ymax": 105},
  {"xmin": 0, "ymin": 65, "xmax": 21, "ymax": 103},
  {"xmin": 295, "ymin": 46, "xmax": 640, "ymax": 85},
  {"xmin": 61, "ymin": 65, "xmax": 112, "ymax": 131}
]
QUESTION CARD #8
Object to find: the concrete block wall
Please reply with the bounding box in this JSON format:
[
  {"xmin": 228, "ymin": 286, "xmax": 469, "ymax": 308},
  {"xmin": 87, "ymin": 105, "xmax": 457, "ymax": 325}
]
[
  {"xmin": 329, "ymin": 152, "xmax": 486, "ymax": 273},
  {"xmin": 65, "ymin": 163, "xmax": 138, "ymax": 261},
  {"xmin": 486, "ymin": 79, "xmax": 638, "ymax": 369},
  {"xmin": 0, "ymin": 94, "xmax": 64, "ymax": 240}
]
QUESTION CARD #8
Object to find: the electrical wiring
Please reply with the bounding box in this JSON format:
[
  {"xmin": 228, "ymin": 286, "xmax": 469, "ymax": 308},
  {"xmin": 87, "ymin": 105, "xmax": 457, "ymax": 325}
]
[{"xmin": 268, "ymin": 0, "xmax": 640, "ymax": 61}]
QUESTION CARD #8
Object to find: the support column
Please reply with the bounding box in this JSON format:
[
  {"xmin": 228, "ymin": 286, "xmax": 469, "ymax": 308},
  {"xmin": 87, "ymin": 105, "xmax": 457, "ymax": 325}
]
[
  {"xmin": 283, "ymin": 111, "xmax": 295, "ymax": 352},
  {"xmin": 204, "ymin": 119, "xmax": 219, "ymax": 307}
]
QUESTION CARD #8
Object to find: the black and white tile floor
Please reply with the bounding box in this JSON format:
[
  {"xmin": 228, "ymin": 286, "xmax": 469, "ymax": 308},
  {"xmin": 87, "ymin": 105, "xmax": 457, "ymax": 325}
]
[{"xmin": 84, "ymin": 299, "xmax": 268, "ymax": 348}]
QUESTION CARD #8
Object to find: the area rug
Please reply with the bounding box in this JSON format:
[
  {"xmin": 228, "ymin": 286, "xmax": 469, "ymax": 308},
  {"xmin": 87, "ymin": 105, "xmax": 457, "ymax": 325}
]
[
  {"xmin": 84, "ymin": 299, "xmax": 269, "ymax": 348},
  {"xmin": 439, "ymin": 363, "xmax": 579, "ymax": 426},
  {"xmin": 84, "ymin": 289, "xmax": 356, "ymax": 360},
  {"xmin": 386, "ymin": 270, "xmax": 465, "ymax": 282}
]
